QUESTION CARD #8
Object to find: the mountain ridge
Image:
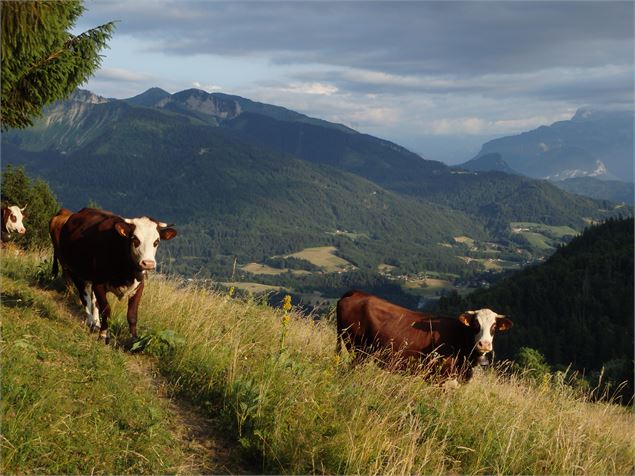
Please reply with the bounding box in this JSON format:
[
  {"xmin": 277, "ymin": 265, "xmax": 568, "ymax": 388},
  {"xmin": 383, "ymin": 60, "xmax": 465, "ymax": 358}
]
[
  {"xmin": 3, "ymin": 87, "xmax": 627, "ymax": 281},
  {"xmin": 467, "ymin": 108, "xmax": 634, "ymax": 182}
]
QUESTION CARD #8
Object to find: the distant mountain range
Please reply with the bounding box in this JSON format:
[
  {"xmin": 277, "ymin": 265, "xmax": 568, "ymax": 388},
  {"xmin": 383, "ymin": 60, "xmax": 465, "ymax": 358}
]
[
  {"xmin": 2, "ymin": 88, "xmax": 627, "ymax": 280},
  {"xmin": 461, "ymin": 108, "xmax": 634, "ymax": 184}
]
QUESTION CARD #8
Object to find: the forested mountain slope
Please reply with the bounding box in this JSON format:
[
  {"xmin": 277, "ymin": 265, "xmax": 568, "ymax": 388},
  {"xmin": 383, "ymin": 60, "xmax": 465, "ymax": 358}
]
[
  {"xmin": 2, "ymin": 94, "xmax": 485, "ymax": 277},
  {"xmin": 440, "ymin": 217, "xmax": 634, "ymax": 396},
  {"xmin": 2, "ymin": 88, "xmax": 626, "ymax": 280}
]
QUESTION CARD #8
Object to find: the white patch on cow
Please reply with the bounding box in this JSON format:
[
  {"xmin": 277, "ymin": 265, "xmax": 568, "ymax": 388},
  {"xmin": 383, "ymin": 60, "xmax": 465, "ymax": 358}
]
[
  {"xmin": 124, "ymin": 217, "xmax": 161, "ymax": 270},
  {"xmin": 107, "ymin": 278, "xmax": 142, "ymax": 301},
  {"xmin": 83, "ymin": 283, "xmax": 101, "ymax": 331},
  {"xmin": 471, "ymin": 308, "xmax": 499, "ymax": 353},
  {"xmin": 6, "ymin": 206, "xmax": 26, "ymax": 234}
]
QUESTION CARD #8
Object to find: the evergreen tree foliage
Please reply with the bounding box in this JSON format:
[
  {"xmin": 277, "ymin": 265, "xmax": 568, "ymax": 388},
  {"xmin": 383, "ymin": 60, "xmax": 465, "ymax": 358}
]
[
  {"xmin": 1, "ymin": 1, "xmax": 114, "ymax": 129},
  {"xmin": 438, "ymin": 217, "xmax": 634, "ymax": 400},
  {"xmin": 1, "ymin": 165, "xmax": 60, "ymax": 247}
]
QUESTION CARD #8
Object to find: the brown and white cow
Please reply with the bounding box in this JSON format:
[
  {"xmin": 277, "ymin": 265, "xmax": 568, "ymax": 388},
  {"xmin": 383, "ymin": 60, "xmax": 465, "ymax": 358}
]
[
  {"xmin": 1, "ymin": 204, "xmax": 27, "ymax": 243},
  {"xmin": 58, "ymin": 208, "xmax": 177, "ymax": 343},
  {"xmin": 336, "ymin": 290, "xmax": 512, "ymax": 381}
]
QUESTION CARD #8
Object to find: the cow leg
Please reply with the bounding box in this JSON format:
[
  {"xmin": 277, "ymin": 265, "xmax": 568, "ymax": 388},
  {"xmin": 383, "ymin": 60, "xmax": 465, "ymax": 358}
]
[
  {"xmin": 126, "ymin": 280, "xmax": 144, "ymax": 339},
  {"xmin": 72, "ymin": 277, "xmax": 100, "ymax": 332},
  {"xmin": 93, "ymin": 284, "xmax": 111, "ymax": 344}
]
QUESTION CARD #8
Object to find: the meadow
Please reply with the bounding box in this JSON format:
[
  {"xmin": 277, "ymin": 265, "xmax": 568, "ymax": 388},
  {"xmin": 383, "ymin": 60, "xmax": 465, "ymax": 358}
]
[{"xmin": 2, "ymin": 248, "xmax": 634, "ymax": 475}]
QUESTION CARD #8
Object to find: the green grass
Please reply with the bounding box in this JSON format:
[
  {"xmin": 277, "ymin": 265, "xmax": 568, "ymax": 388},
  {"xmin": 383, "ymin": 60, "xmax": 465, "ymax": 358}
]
[
  {"xmin": 510, "ymin": 222, "xmax": 578, "ymax": 239},
  {"xmin": 284, "ymin": 246, "xmax": 354, "ymax": 272},
  {"xmin": 3, "ymin": 249, "xmax": 634, "ymax": 475},
  {"xmin": 1, "ymin": 250, "xmax": 186, "ymax": 475}
]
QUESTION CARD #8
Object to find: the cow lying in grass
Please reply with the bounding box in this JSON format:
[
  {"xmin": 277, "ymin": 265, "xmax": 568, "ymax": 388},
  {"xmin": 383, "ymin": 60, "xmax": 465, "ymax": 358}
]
[{"xmin": 336, "ymin": 290, "xmax": 512, "ymax": 382}]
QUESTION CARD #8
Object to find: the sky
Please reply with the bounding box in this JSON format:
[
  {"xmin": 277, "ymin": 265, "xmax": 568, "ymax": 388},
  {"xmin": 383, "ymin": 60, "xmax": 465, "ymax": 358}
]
[{"xmin": 76, "ymin": 1, "xmax": 634, "ymax": 164}]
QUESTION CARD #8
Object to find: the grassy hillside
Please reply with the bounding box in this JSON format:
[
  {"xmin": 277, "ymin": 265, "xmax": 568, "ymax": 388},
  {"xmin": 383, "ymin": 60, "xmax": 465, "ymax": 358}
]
[
  {"xmin": 1, "ymin": 251, "xmax": 185, "ymax": 474},
  {"xmin": 3, "ymin": 249, "xmax": 633, "ymax": 474}
]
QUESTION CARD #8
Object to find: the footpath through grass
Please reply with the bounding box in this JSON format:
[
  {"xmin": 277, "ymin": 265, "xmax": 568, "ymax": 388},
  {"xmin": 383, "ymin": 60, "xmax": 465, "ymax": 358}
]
[
  {"xmin": 1, "ymin": 249, "xmax": 247, "ymax": 475},
  {"xmin": 2, "ymin": 249, "xmax": 634, "ymax": 475}
]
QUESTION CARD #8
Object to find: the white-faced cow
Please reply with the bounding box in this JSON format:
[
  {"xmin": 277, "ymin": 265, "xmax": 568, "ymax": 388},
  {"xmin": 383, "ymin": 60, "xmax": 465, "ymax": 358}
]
[
  {"xmin": 336, "ymin": 290, "xmax": 512, "ymax": 381},
  {"xmin": 1, "ymin": 204, "xmax": 27, "ymax": 243},
  {"xmin": 57, "ymin": 208, "xmax": 177, "ymax": 343}
]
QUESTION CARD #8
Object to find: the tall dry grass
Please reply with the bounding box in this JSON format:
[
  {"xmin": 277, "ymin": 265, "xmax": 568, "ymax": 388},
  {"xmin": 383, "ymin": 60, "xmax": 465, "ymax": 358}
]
[{"xmin": 102, "ymin": 273, "xmax": 635, "ymax": 475}]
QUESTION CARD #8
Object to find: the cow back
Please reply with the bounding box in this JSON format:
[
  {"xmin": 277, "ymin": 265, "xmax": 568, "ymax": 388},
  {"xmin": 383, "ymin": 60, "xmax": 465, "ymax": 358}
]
[
  {"xmin": 337, "ymin": 291, "xmax": 473, "ymax": 358},
  {"xmin": 59, "ymin": 208, "xmax": 137, "ymax": 285}
]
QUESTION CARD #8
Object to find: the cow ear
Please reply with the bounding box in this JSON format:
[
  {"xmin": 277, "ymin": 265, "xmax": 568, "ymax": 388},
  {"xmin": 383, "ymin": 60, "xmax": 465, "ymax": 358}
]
[
  {"xmin": 458, "ymin": 313, "xmax": 472, "ymax": 327},
  {"xmin": 159, "ymin": 227, "xmax": 177, "ymax": 241},
  {"xmin": 114, "ymin": 222, "xmax": 130, "ymax": 238},
  {"xmin": 496, "ymin": 316, "xmax": 513, "ymax": 331}
]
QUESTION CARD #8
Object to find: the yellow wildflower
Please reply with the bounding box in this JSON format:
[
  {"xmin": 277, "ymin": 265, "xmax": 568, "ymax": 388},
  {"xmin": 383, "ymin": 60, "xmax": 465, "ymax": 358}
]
[{"xmin": 282, "ymin": 294, "xmax": 292, "ymax": 312}]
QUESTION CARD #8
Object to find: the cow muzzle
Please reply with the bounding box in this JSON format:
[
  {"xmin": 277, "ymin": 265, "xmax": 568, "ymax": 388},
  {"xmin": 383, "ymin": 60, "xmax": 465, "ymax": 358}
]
[
  {"xmin": 139, "ymin": 260, "xmax": 156, "ymax": 270},
  {"xmin": 476, "ymin": 340, "xmax": 492, "ymax": 353}
]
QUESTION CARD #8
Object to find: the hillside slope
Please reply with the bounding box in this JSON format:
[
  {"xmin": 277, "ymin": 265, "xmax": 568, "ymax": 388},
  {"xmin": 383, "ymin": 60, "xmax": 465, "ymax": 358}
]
[
  {"xmin": 2, "ymin": 93, "xmax": 489, "ymax": 276},
  {"xmin": 2, "ymin": 89, "xmax": 626, "ymax": 280},
  {"xmin": 440, "ymin": 217, "xmax": 634, "ymax": 397},
  {"xmin": 2, "ymin": 249, "xmax": 634, "ymax": 474},
  {"xmin": 0, "ymin": 250, "xmax": 247, "ymax": 474}
]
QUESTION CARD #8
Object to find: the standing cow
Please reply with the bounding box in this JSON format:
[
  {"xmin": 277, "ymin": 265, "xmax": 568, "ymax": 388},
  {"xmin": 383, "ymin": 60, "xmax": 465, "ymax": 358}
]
[
  {"xmin": 336, "ymin": 290, "xmax": 512, "ymax": 381},
  {"xmin": 58, "ymin": 208, "xmax": 177, "ymax": 343},
  {"xmin": 1, "ymin": 204, "xmax": 27, "ymax": 243}
]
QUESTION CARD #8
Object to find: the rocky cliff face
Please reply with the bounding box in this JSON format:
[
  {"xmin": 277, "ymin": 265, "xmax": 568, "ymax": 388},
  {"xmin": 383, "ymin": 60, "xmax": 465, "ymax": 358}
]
[{"xmin": 157, "ymin": 89, "xmax": 242, "ymax": 121}]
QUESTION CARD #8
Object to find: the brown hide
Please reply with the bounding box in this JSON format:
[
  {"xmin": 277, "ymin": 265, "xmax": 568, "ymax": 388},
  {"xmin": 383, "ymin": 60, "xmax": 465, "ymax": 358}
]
[
  {"xmin": 58, "ymin": 207, "xmax": 176, "ymax": 342},
  {"xmin": 49, "ymin": 208, "xmax": 73, "ymax": 279},
  {"xmin": 337, "ymin": 291, "xmax": 481, "ymax": 380}
]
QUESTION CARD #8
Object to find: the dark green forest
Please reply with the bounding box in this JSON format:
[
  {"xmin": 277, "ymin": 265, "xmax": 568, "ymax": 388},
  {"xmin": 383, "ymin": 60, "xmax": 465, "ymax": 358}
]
[{"xmin": 439, "ymin": 217, "xmax": 634, "ymax": 399}]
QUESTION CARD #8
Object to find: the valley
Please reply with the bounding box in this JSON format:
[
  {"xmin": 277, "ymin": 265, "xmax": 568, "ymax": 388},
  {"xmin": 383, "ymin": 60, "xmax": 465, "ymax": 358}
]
[{"xmin": 2, "ymin": 88, "xmax": 631, "ymax": 310}]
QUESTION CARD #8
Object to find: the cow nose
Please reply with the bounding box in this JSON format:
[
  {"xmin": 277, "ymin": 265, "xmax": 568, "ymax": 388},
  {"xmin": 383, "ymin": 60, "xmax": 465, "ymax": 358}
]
[
  {"xmin": 140, "ymin": 260, "xmax": 156, "ymax": 270},
  {"xmin": 477, "ymin": 341, "xmax": 492, "ymax": 352},
  {"xmin": 18, "ymin": 227, "xmax": 26, "ymax": 234}
]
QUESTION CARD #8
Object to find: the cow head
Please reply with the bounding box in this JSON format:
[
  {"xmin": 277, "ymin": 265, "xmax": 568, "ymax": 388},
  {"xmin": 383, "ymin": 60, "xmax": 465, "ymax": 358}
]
[
  {"xmin": 114, "ymin": 217, "xmax": 177, "ymax": 271},
  {"xmin": 4, "ymin": 205, "xmax": 27, "ymax": 234},
  {"xmin": 458, "ymin": 309, "xmax": 512, "ymax": 364}
]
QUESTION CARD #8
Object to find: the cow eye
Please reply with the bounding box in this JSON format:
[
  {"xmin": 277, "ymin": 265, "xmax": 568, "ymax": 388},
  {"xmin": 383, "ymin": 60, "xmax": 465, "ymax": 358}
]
[
  {"xmin": 153, "ymin": 239, "xmax": 159, "ymax": 247},
  {"xmin": 132, "ymin": 236, "xmax": 141, "ymax": 247},
  {"xmin": 10, "ymin": 215, "xmax": 16, "ymax": 223}
]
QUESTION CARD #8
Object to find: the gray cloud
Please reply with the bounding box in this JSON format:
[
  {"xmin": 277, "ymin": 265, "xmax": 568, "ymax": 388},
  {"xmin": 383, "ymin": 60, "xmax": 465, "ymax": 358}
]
[
  {"xmin": 78, "ymin": 1, "xmax": 634, "ymax": 162},
  {"xmin": 82, "ymin": 1, "xmax": 633, "ymax": 75}
]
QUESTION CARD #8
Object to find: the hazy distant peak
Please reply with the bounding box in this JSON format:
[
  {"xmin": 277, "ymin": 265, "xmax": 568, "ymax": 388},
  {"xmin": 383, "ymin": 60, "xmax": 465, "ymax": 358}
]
[
  {"xmin": 458, "ymin": 152, "xmax": 518, "ymax": 175},
  {"xmin": 125, "ymin": 87, "xmax": 172, "ymax": 107},
  {"xmin": 571, "ymin": 107, "xmax": 635, "ymax": 122},
  {"xmin": 70, "ymin": 89, "xmax": 110, "ymax": 105}
]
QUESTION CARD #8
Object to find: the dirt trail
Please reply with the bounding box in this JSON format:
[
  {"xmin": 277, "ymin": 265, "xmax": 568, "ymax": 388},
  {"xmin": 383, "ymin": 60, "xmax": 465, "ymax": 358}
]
[
  {"xmin": 124, "ymin": 357, "xmax": 255, "ymax": 475},
  {"xmin": 47, "ymin": 284, "xmax": 256, "ymax": 475}
]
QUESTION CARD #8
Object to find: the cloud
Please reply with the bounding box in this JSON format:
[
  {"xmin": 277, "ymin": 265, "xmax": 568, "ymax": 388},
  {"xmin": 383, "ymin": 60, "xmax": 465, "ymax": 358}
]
[
  {"xmin": 277, "ymin": 82, "xmax": 339, "ymax": 96},
  {"xmin": 192, "ymin": 81, "xmax": 222, "ymax": 92},
  {"xmin": 96, "ymin": 67, "xmax": 154, "ymax": 82},
  {"xmin": 81, "ymin": 1, "xmax": 633, "ymax": 76},
  {"xmin": 76, "ymin": 1, "xmax": 633, "ymax": 162}
]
